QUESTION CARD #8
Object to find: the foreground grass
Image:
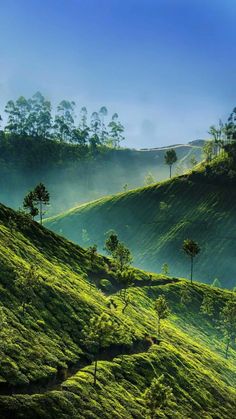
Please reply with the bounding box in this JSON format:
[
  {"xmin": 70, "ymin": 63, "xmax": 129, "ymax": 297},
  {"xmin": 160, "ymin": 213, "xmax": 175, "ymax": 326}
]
[{"xmin": 0, "ymin": 204, "xmax": 235, "ymax": 418}]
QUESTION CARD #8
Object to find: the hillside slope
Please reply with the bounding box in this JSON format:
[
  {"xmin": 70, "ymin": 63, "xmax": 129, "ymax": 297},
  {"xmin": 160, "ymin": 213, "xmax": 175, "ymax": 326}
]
[
  {"xmin": 0, "ymin": 204, "xmax": 236, "ymax": 417},
  {"xmin": 0, "ymin": 133, "xmax": 202, "ymax": 216},
  {"xmin": 46, "ymin": 153, "xmax": 236, "ymax": 288}
]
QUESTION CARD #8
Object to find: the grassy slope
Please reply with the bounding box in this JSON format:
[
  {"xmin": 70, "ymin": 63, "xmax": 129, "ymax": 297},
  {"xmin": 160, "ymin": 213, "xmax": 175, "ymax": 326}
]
[
  {"xmin": 0, "ymin": 204, "xmax": 235, "ymax": 417},
  {"xmin": 0, "ymin": 134, "xmax": 202, "ymax": 216},
  {"xmin": 45, "ymin": 155, "xmax": 236, "ymax": 288}
]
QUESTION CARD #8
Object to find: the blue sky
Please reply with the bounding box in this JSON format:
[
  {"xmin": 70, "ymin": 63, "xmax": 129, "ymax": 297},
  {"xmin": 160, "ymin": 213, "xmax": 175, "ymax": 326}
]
[{"xmin": 0, "ymin": 0, "xmax": 236, "ymax": 148}]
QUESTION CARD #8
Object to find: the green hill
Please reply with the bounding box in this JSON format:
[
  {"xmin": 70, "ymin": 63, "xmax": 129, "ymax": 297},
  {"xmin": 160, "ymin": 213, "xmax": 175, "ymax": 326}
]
[
  {"xmin": 45, "ymin": 150, "xmax": 236, "ymax": 288},
  {"xmin": 0, "ymin": 133, "xmax": 202, "ymax": 216},
  {"xmin": 0, "ymin": 203, "xmax": 236, "ymax": 417}
]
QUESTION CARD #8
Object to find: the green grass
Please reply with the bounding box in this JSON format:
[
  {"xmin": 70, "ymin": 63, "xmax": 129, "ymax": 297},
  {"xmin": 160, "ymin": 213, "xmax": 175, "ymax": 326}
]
[
  {"xmin": 0, "ymin": 203, "xmax": 235, "ymax": 417},
  {"xmin": 45, "ymin": 153, "xmax": 236, "ymax": 288}
]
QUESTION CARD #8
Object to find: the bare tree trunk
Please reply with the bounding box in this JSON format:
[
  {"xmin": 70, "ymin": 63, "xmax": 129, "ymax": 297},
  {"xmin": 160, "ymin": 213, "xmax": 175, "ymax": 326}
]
[
  {"xmin": 190, "ymin": 256, "xmax": 193, "ymax": 284},
  {"xmin": 170, "ymin": 165, "xmax": 172, "ymax": 178},
  {"xmin": 39, "ymin": 201, "xmax": 43, "ymax": 225}
]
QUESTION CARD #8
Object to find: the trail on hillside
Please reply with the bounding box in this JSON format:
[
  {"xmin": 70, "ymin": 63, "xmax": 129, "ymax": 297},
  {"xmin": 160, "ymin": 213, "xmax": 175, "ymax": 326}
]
[{"xmin": 0, "ymin": 338, "xmax": 154, "ymax": 397}]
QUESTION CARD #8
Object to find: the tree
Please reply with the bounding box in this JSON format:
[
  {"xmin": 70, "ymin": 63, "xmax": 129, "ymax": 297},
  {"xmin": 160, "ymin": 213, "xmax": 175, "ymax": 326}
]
[
  {"xmin": 28, "ymin": 92, "xmax": 52, "ymax": 138},
  {"xmin": 108, "ymin": 113, "xmax": 125, "ymax": 148},
  {"xmin": 202, "ymin": 140, "xmax": 214, "ymax": 162},
  {"xmin": 211, "ymin": 278, "xmax": 222, "ymax": 288},
  {"xmin": 144, "ymin": 374, "xmax": 176, "ymax": 419},
  {"xmin": 182, "ymin": 239, "xmax": 200, "ymax": 285},
  {"xmin": 123, "ymin": 183, "xmax": 128, "ymax": 192},
  {"xmin": 164, "ymin": 149, "xmax": 177, "ymax": 178},
  {"xmin": 104, "ymin": 233, "xmax": 119, "ymax": 256},
  {"xmin": 220, "ymin": 299, "xmax": 236, "ymax": 359},
  {"xmin": 23, "ymin": 191, "xmax": 39, "ymax": 219},
  {"xmin": 154, "ymin": 295, "xmax": 170, "ymax": 338},
  {"xmin": 33, "ymin": 183, "xmax": 50, "ymax": 224},
  {"xmin": 189, "ymin": 155, "xmax": 198, "ymax": 168},
  {"xmin": 54, "ymin": 100, "xmax": 76, "ymax": 142},
  {"xmin": 161, "ymin": 263, "xmax": 169, "ymax": 276},
  {"xmin": 118, "ymin": 269, "xmax": 135, "ymax": 313},
  {"xmin": 87, "ymin": 244, "xmax": 98, "ymax": 267},
  {"xmin": 200, "ymin": 294, "xmax": 214, "ymax": 317},
  {"xmin": 145, "ymin": 172, "xmax": 156, "ymax": 186},
  {"xmin": 99, "ymin": 106, "xmax": 108, "ymax": 143},
  {"xmin": 113, "ymin": 242, "xmax": 132, "ymax": 272},
  {"xmin": 84, "ymin": 313, "xmax": 116, "ymax": 385},
  {"xmin": 180, "ymin": 286, "xmax": 192, "ymax": 306},
  {"xmin": 15, "ymin": 265, "xmax": 40, "ymax": 315}
]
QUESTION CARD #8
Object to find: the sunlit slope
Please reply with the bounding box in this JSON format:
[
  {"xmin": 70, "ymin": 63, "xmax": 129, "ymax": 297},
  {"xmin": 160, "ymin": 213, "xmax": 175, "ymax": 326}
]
[
  {"xmin": 46, "ymin": 157, "xmax": 236, "ymax": 288},
  {"xmin": 0, "ymin": 204, "xmax": 236, "ymax": 417}
]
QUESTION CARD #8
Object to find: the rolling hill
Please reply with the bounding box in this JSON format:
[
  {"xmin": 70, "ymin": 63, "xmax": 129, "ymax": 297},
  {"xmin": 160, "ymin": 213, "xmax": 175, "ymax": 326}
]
[
  {"xmin": 0, "ymin": 133, "xmax": 202, "ymax": 216},
  {"xmin": 45, "ymin": 149, "xmax": 236, "ymax": 289},
  {"xmin": 0, "ymin": 202, "xmax": 235, "ymax": 417}
]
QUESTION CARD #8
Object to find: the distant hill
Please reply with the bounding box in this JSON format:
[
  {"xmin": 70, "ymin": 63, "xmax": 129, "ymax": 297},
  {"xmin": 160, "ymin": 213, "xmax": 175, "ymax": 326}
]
[
  {"xmin": 0, "ymin": 133, "xmax": 202, "ymax": 216},
  {"xmin": 0, "ymin": 203, "xmax": 235, "ymax": 418},
  {"xmin": 46, "ymin": 148, "xmax": 236, "ymax": 288}
]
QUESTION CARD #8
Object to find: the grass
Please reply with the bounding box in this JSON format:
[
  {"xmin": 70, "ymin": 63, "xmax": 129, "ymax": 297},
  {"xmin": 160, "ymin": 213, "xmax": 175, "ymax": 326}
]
[
  {"xmin": 45, "ymin": 152, "xmax": 236, "ymax": 288},
  {"xmin": 0, "ymin": 203, "xmax": 235, "ymax": 417}
]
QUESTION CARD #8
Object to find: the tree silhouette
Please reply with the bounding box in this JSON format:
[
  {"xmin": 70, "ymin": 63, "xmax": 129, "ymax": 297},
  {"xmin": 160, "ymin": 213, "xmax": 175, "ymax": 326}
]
[
  {"xmin": 183, "ymin": 239, "xmax": 200, "ymax": 284},
  {"xmin": 84, "ymin": 313, "xmax": 116, "ymax": 385},
  {"xmin": 220, "ymin": 299, "xmax": 236, "ymax": 359},
  {"xmin": 144, "ymin": 374, "xmax": 176, "ymax": 418},
  {"xmin": 33, "ymin": 183, "xmax": 50, "ymax": 224},
  {"xmin": 164, "ymin": 149, "xmax": 177, "ymax": 178},
  {"xmin": 23, "ymin": 191, "xmax": 39, "ymax": 219},
  {"xmin": 154, "ymin": 295, "xmax": 170, "ymax": 338}
]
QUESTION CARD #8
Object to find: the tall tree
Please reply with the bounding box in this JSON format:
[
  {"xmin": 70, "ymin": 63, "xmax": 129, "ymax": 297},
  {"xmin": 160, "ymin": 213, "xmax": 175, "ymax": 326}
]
[
  {"xmin": 108, "ymin": 113, "xmax": 125, "ymax": 148},
  {"xmin": 220, "ymin": 299, "xmax": 236, "ymax": 359},
  {"xmin": 118, "ymin": 269, "xmax": 135, "ymax": 313},
  {"xmin": 164, "ymin": 149, "xmax": 177, "ymax": 178},
  {"xmin": 54, "ymin": 100, "xmax": 76, "ymax": 142},
  {"xmin": 33, "ymin": 183, "xmax": 50, "ymax": 224},
  {"xmin": 28, "ymin": 92, "xmax": 52, "ymax": 138},
  {"xmin": 99, "ymin": 106, "xmax": 108, "ymax": 143},
  {"xmin": 113, "ymin": 242, "xmax": 132, "ymax": 272},
  {"xmin": 154, "ymin": 295, "xmax": 170, "ymax": 338},
  {"xmin": 23, "ymin": 191, "xmax": 39, "ymax": 219},
  {"xmin": 144, "ymin": 374, "xmax": 176, "ymax": 419},
  {"xmin": 104, "ymin": 232, "xmax": 119, "ymax": 256},
  {"xmin": 182, "ymin": 239, "xmax": 200, "ymax": 284},
  {"xmin": 84, "ymin": 313, "xmax": 116, "ymax": 385}
]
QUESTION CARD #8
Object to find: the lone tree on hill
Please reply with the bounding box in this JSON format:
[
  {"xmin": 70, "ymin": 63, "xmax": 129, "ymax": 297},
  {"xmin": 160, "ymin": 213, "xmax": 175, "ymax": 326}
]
[
  {"xmin": 182, "ymin": 239, "xmax": 200, "ymax": 285},
  {"xmin": 33, "ymin": 183, "xmax": 50, "ymax": 224},
  {"xmin": 105, "ymin": 232, "xmax": 119, "ymax": 256},
  {"xmin": 118, "ymin": 269, "xmax": 135, "ymax": 313},
  {"xmin": 200, "ymin": 294, "xmax": 215, "ymax": 317},
  {"xmin": 23, "ymin": 191, "xmax": 39, "ymax": 220},
  {"xmin": 23, "ymin": 183, "xmax": 50, "ymax": 224},
  {"xmin": 220, "ymin": 299, "xmax": 236, "ymax": 359},
  {"xmin": 154, "ymin": 295, "xmax": 170, "ymax": 338},
  {"xmin": 113, "ymin": 242, "xmax": 132, "ymax": 272},
  {"xmin": 164, "ymin": 149, "xmax": 177, "ymax": 178},
  {"xmin": 144, "ymin": 374, "xmax": 176, "ymax": 418},
  {"xmin": 84, "ymin": 313, "xmax": 116, "ymax": 385}
]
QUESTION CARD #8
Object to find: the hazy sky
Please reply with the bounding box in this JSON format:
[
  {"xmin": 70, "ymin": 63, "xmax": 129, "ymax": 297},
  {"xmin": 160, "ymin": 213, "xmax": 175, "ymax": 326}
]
[{"xmin": 0, "ymin": 0, "xmax": 236, "ymax": 148}]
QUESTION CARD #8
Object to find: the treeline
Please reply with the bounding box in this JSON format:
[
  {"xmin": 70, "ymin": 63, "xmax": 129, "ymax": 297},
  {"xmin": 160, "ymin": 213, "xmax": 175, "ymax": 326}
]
[{"xmin": 0, "ymin": 92, "xmax": 125, "ymax": 148}]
